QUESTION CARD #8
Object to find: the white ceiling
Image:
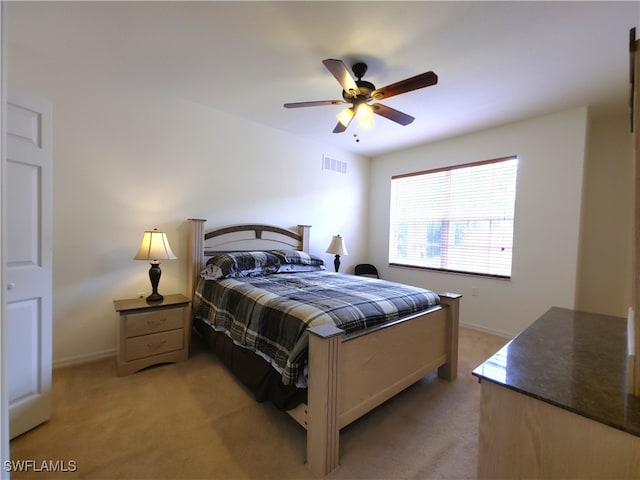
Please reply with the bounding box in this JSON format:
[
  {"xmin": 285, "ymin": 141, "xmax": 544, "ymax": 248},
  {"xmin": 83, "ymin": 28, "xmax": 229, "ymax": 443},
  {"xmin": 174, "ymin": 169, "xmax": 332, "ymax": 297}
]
[{"xmin": 7, "ymin": 1, "xmax": 640, "ymax": 157}]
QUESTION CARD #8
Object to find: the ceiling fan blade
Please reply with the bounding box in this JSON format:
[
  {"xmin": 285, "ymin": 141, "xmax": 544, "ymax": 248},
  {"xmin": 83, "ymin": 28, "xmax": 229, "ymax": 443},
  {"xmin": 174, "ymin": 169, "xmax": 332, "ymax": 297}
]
[
  {"xmin": 372, "ymin": 71, "xmax": 438, "ymax": 100},
  {"xmin": 372, "ymin": 103, "xmax": 415, "ymax": 126},
  {"xmin": 322, "ymin": 59, "xmax": 360, "ymax": 97},
  {"xmin": 333, "ymin": 122, "xmax": 348, "ymax": 133},
  {"xmin": 284, "ymin": 100, "xmax": 347, "ymax": 108}
]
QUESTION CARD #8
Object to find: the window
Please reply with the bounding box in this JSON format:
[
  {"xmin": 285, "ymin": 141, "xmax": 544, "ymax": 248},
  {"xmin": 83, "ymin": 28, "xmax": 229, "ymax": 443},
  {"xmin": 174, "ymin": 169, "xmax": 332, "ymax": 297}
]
[{"xmin": 389, "ymin": 156, "xmax": 518, "ymax": 278}]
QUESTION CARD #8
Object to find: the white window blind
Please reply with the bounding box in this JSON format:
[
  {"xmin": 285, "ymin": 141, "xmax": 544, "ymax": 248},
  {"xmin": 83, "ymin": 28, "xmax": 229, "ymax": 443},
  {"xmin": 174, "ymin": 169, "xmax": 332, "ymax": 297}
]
[{"xmin": 389, "ymin": 156, "xmax": 518, "ymax": 278}]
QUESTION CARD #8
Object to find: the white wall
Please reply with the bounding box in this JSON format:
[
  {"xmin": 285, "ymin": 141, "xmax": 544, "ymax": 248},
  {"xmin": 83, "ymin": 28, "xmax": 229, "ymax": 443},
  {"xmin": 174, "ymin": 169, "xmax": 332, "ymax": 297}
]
[
  {"xmin": 8, "ymin": 45, "xmax": 370, "ymax": 366},
  {"xmin": 369, "ymin": 107, "xmax": 588, "ymax": 337},
  {"xmin": 576, "ymin": 114, "xmax": 633, "ymax": 317}
]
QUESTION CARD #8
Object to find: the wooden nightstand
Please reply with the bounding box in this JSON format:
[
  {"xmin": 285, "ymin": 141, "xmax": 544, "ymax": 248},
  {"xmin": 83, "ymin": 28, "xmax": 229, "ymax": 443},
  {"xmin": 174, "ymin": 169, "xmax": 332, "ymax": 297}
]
[{"xmin": 113, "ymin": 294, "xmax": 191, "ymax": 376}]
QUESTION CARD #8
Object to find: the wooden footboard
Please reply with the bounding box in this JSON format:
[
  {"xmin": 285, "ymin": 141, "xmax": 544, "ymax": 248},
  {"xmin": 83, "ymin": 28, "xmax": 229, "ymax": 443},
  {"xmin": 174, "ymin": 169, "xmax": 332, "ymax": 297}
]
[{"xmin": 290, "ymin": 293, "xmax": 461, "ymax": 477}]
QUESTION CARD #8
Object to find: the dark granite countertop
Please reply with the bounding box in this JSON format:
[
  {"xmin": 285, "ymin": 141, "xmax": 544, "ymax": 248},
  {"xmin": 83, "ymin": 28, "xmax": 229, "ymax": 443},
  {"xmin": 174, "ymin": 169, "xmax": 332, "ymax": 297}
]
[{"xmin": 472, "ymin": 306, "xmax": 640, "ymax": 437}]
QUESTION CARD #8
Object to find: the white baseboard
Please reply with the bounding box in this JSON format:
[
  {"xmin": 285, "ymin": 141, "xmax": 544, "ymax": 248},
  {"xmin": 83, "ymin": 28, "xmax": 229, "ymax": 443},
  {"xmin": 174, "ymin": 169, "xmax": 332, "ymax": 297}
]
[
  {"xmin": 52, "ymin": 324, "xmax": 510, "ymax": 369},
  {"xmin": 460, "ymin": 321, "xmax": 514, "ymax": 339},
  {"xmin": 53, "ymin": 349, "xmax": 116, "ymax": 369}
]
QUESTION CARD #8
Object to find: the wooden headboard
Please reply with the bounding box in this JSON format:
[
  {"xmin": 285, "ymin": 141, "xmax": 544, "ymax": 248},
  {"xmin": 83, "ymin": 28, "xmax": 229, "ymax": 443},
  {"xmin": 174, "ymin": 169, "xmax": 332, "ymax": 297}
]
[{"xmin": 186, "ymin": 219, "xmax": 311, "ymax": 299}]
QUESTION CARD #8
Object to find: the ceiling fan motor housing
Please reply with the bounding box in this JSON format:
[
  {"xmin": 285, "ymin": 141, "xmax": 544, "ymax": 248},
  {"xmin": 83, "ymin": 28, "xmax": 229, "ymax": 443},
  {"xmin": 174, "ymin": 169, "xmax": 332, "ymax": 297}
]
[
  {"xmin": 343, "ymin": 80, "xmax": 375, "ymax": 103},
  {"xmin": 342, "ymin": 62, "xmax": 375, "ymax": 103}
]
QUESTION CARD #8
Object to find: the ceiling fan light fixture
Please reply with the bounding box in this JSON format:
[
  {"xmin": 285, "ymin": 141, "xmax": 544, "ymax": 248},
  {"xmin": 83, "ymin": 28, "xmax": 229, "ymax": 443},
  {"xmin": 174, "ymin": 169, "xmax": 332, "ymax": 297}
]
[
  {"xmin": 337, "ymin": 107, "xmax": 355, "ymax": 127},
  {"xmin": 359, "ymin": 117, "xmax": 374, "ymax": 129},
  {"xmin": 356, "ymin": 103, "xmax": 374, "ymax": 129}
]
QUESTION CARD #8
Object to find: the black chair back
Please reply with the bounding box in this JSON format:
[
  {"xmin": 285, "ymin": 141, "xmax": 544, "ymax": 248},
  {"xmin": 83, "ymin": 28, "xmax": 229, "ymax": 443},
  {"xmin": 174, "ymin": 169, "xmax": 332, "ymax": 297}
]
[{"xmin": 355, "ymin": 263, "xmax": 379, "ymax": 279}]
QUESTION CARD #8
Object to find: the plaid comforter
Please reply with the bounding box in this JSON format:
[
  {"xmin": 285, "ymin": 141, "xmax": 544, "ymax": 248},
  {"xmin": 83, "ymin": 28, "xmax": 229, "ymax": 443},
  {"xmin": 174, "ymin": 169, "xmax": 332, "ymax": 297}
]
[{"xmin": 193, "ymin": 272, "xmax": 440, "ymax": 387}]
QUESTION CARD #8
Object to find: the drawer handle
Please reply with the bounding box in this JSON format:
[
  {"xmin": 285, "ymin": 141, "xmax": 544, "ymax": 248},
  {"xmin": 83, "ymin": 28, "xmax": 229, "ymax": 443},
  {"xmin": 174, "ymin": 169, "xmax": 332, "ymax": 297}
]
[
  {"xmin": 146, "ymin": 318, "xmax": 167, "ymax": 328},
  {"xmin": 146, "ymin": 340, "xmax": 167, "ymax": 351}
]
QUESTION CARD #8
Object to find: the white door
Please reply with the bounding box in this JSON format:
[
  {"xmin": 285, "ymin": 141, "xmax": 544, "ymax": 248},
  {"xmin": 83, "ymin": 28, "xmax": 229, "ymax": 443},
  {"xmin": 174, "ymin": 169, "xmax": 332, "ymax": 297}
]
[{"xmin": 5, "ymin": 92, "xmax": 52, "ymax": 439}]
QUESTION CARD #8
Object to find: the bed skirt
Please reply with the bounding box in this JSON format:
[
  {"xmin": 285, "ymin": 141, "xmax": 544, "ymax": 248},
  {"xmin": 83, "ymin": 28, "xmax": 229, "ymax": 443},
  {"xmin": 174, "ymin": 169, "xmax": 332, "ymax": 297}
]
[{"xmin": 193, "ymin": 317, "xmax": 307, "ymax": 411}]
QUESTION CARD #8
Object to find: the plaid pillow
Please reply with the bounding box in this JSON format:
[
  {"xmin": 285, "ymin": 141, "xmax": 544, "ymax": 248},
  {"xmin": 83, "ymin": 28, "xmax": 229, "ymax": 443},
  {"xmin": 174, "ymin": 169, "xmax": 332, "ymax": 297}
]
[
  {"xmin": 201, "ymin": 251, "xmax": 281, "ymax": 280},
  {"xmin": 270, "ymin": 249, "xmax": 325, "ymax": 267},
  {"xmin": 277, "ymin": 263, "xmax": 325, "ymax": 273}
]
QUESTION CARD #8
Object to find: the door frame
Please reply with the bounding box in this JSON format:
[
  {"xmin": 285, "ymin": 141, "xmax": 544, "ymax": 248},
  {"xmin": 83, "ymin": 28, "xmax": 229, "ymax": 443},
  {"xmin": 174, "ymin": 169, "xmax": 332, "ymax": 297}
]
[{"xmin": 1, "ymin": 0, "xmax": 10, "ymax": 476}]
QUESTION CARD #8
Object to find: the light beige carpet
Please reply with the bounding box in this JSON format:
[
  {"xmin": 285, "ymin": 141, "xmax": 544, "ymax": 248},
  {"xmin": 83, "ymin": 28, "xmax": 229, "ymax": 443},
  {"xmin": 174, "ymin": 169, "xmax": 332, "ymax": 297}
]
[{"xmin": 9, "ymin": 327, "xmax": 507, "ymax": 480}]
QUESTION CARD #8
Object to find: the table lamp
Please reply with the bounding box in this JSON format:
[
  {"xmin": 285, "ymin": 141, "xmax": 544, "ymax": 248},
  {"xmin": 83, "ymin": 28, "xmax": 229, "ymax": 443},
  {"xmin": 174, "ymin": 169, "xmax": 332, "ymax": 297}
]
[
  {"xmin": 134, "ymin": 228, "xmax": 177, "ymax": 302},
  {"xmin": 326, "ymin": 235, "xmax": 348, "ymax": 272}
]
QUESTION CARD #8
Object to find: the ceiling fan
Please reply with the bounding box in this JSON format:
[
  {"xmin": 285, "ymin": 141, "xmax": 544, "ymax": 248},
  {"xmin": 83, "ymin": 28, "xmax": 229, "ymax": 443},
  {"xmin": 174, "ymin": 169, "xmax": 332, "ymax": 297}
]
[{"xmin": 284, "ymin": 59, "xmax": 438, "ymax": 133}]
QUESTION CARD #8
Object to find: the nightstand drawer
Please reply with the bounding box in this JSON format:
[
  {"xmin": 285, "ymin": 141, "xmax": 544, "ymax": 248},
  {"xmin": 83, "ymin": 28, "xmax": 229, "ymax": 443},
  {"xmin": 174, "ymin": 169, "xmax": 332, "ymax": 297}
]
[
  {"xmin": 124, "ymin": 329, "xmax": 184, "ymax": 361},
  {"xmin": 124, "ymin": 307, "xmax": 184, "ymax": 337}
]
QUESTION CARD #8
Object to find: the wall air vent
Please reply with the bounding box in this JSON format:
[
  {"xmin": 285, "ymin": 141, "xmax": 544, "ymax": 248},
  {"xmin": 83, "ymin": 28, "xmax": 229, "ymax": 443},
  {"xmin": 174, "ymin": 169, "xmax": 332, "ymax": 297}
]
[{"xmin": 322, "ymin": 155, "xmax": 347, "ymax": 174}]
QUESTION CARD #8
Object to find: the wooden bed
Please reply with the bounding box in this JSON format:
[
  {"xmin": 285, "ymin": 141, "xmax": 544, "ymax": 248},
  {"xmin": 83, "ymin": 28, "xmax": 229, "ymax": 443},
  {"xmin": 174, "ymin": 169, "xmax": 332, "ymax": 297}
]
[{"xmin": 187, "ymin": 219, "xmax": 460, "ymax": 477}]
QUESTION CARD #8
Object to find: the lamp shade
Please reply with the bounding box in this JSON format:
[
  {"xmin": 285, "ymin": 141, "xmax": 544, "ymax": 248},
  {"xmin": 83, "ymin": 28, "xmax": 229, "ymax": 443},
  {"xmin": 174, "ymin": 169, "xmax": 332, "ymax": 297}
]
[
  {"xmin": 134, "ymin": 229, "xmax": 177, "ymax": 261},
  {"xmin": 326, "ymin": 235, "xmax": 348, "ymax": 256}
]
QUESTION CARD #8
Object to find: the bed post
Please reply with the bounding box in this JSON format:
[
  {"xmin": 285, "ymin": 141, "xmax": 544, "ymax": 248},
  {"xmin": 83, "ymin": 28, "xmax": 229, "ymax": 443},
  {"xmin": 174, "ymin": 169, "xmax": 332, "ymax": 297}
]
[
  {"xmin": 298, "ymin": 224, "xmax": 311, "ymax": 253},
  {"xmin": 187, "ymin": 218, "xmax": 206, "ymax": 300},
  {"xmin": 437, "ymin": 293, "xmax": 461, "ymax": 380},
  {"xmin": 306, "ymin": 324, "xmax": 344, "ymax": 477}
]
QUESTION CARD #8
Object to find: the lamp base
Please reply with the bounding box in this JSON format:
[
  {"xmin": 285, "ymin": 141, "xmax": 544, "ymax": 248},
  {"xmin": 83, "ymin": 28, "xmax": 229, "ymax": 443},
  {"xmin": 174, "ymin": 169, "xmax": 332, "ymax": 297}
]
[
  {"xmin": 147, "ymin": 261, "xmax": 164, "ymax": 303},
  {"xmin": 146, "ymin": 292, "xmax": 164, "ymax": 303}
]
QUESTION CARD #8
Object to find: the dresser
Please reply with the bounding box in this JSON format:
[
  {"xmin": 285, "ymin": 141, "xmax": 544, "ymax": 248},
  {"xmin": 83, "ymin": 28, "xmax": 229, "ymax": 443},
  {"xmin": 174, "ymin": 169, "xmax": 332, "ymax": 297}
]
[
  {"xmin": 473, "ymin": 307, "xmax": 640, "ymax": 479},
  {"xmin": 113, "ymin": 294, "xmax": 191, "ymax": 376}
]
